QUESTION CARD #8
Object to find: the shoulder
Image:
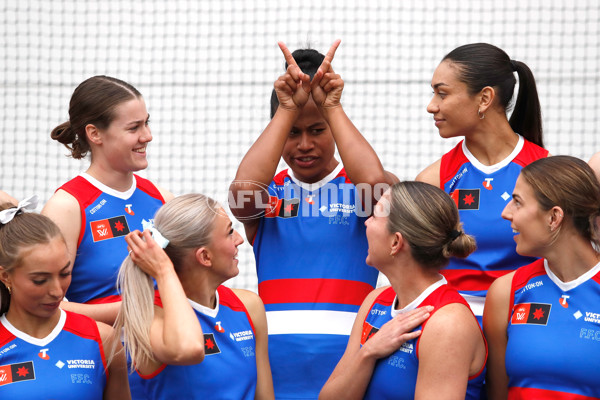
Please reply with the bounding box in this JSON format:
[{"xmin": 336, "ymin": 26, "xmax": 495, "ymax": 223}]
[
  {"xmin": 134, "ymin": 175, "xmax": 173, "ymax": 203},
  {"xmin": 416, "ymin": 158, "xmax": 441, "ymax": 188},
  {"xmin": 231, "ymin": 288, "xmax": 265, "ymax": 316},
  {"xmin": 42, "ymin": 189, "xmax": 80, "ymax": 216},
  {"xmin": 589, "ymin": 152, "xmax": 600, "ymax": 179},
  {"xmin": 420, "ymin": 302, "xmax": 482, "ymax": 353}
]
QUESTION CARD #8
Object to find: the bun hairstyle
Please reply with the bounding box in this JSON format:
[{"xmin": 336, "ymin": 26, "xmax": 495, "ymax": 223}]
[
  {"xmin": 0, "ymin": 203, "xmax": 63, "ymax": 314},
  {"xmin": 387, "ymin": 182, "xmax": 477, "ymax": 269},
  {"xmin": 443, "ymin": 43, "xmax": 543, "ymax": 148},
  {"xmin": 270, "ymin": 47, "xmax": 325, "ymax": 118},
  {"xmin": 520, "ymin": 156, "xmax": 600, "ymax": 246},
  {"xmin": 51, "ymin": 75, "xmax": 142, "ymax": 159},
  {"xmin": 114, "ymin": 193, "xmax": 221, "ymax": 370}
]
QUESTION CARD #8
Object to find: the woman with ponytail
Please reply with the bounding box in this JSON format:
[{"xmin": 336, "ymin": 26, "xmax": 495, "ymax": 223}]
[
  {"xmin": 417, "ymin": 43, "xmax": 549, "ymax": 322},
  {"xmin": 485, "ymin": 156, "xmax": 600, "ymax": 398},
  {"xmin": 320, "ymin": 181, "xmax": 487, "ymax": 399},
  {"xmin": 0, "ymin": 200, "xmax": 129, "ymax": 399},
  {"xmin": 114, "ymin": 194, "xmax": 274, "ymax": 400}
]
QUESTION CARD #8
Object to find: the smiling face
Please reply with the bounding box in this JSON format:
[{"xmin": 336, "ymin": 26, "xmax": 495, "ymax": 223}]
[
  {"xmin": 93, "ymin": 97, "xmax": 152, "ymax": 173},
  {"xmin": 282, "ymin": 97, "xmax": 338, "ymax": 184},
  {"xmin": 501, "ymin": 176, "xmax": 552, "ymax": 258},
  {"xmin": 206, "ymin": 209, "xmax": 244, "ymax": 280},
  {"xmin": 0, "ymin": 236, "xmax": 71, "ymax": 321},
  {"xmin": 426, "ymin": 60, "xmax": 481, "ymax": 139},
  {"xmin": 365, "ymin": 191, "xmax": 394, "ymax": 269}
]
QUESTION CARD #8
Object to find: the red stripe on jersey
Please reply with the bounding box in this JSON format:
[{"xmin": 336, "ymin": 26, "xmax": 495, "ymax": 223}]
[
  {"xmin": 512, "ymin": 141, "xmax": 549, "ymax": 168},
  {"xmin": 441, "ymin": 269, "xmax": 515, "ymax": 292},
  {"xmin": 509, "ymin": 386, "xmax": 592, "ymax": 399},
  {"xmin": 134, "ymin": 174, "xmax": 165, "ymax": 203},
  {"xmin": 258, "ymin": 278, "xmax": 374, "ymax": 305},
  {"xmin": 509, "ymin": 259, "xmax": 546, "ymax": 322},
  {"xmin": 86, "ymin": 294, "xmax": 122, "ymax": 304}
]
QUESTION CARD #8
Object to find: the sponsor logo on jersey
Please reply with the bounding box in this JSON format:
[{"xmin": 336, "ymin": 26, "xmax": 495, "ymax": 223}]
[
  {"xmin": 215, "ymin": 321, "xmax": 225, "ymax": 333},
  {"xmin": 125, "ymin": 204, "xmax": 135, "ymax": 215},
  {"xmin": 511, "ymin": 303, "xmax": 551, "ymax": 325},
  {"xmin": 89, "ymin": 199, "xmax": 107, "ymax": 215},
  {"xmin": 450, "ymin": 189, "xmax": 480, "ymax": 210},
  {"xmin": 0, "ymin": 361, "xmax": 35, "ymax": 386},
  {"xmin": 0, "ymin": 343, "xmax": 16, "ymax": 356},
  {"xmin": 38, "ymin": 348, "xmax": 50, "ymax": 360},
  {"xmin": 204, "ymin": 333, "xmax": 221, "ymax": 355},
  {"xmin": 482, "ymin": 178, "xmax": 494, "ymax": 190},
  {"xmin": 90, "ymin": 215, "xmax": 130, "ymax": 242},
  {"xmin": 264, "ymin": 197, "xmax": 299, "ymax": 218},
  {"xmin": 305, "ymin": 194, "xmax": 315, "ymax": 205},
  {"xmin": 583, "ymin": 311, "xmax": 600, "ymax": 325},
  {"xmin": 66, "ymin": 359, "xmax": 96, "ymax": 369},
  {"xmin": 361, "ymin": 322, "xmax": 379, "ymax": 345},
  {"xmin": 229, "ymin": 329, "xmax": 254, "ymax": 342},
  {"xmin": 559, "ymin": 295, "xmax": 569, "ymax": 308}
]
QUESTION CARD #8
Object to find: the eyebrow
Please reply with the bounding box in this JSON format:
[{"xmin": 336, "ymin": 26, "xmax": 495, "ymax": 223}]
[
  {"xmin": 28, "ymin": 261, "xmax": 72, "ymax": 276},
  {"xmin": 432, "ymin": 83, "xmax": 449, "ymax": 89},
  {"xmin": 126, "ymin": 114, "xmax": 150, "ymax": 126}
]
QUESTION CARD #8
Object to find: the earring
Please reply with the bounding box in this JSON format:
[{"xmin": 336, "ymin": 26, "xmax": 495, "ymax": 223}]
[
  {"xmin": 6, "ymin": 285, "xmax": 11, "ymax": 295},
  {"xmin": 478, "ymin": 109, "xmax": 485, "ymax": 120}
]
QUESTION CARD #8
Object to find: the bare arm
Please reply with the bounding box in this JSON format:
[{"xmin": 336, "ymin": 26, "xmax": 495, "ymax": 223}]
[
  {"xmin": 415, "ymin": 158, "xmax": 442, "ymax": 188},
  {"xmin": 229, "ymin": 42, "xmax": 310, "ymax": 241},
  {"xmin": 43, "ymin": 190, "xmax": 122, "ymax": 324},
  {"xmin": 0, "ymin": 190, "xmax": 17, "ymax": 205},
  {"xmin": 414, "ymin": 303, "xmax": 486, "ymax": 400},
  {"xmin": 233, "ymin": 289, "xmax": 275, "ymax": 400},
  {"xmin": 319, "ymin": 288, "xmax": 431, "ymax": 400},
  {"xmin": 98, "ymin": 322, "xmax": 131, "ymax": 400},
  {"xmin": 312, "ymin": 40, "xmax": 397, "ymax": 202},
  {"xmin": 126, "ymin": 231, "xmax": 204, "ymax": 373},
  {"xmin": 483, "ymin": 273, "xmax": 514, "ymax": 400}
]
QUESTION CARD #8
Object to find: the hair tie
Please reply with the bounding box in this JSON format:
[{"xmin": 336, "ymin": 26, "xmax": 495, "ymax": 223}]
[
  {"xmin": 448, "ymin": 229, "xmax": 462, "ymax": 242},
  {"xmin": 141, "ymin": 219, "xmax": 170, "ymax": 249},
  {"xmin": 0, "ymin": 195, "xmax": 39, "ymax": 225},
  {"xmin": 510, "ymin": 59, "xmax": 518, "ymax": 71}
]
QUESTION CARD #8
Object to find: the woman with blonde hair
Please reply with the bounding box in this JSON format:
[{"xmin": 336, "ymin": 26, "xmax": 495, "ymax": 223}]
[
  {"xmin": 0, "ymin": 199, "xmax": 129, "ymax": 399},
  {"xmin": 114, "ymin": 193, "xmax": 274, "ymax": 400},
  {"xmin": 320, "ymin": 182, "xmax": 487, "ymax": 399}
]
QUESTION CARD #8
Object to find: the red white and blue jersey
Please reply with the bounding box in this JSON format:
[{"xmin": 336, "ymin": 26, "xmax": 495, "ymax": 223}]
[
  {"xmin": 361, "ymin": 279, "xmax": 486, "ymax": 399},
  {"xmin": 253, "ymin": 164, "xmax": 379, "ymax": 399},
  {"xmin": 59, "ymin": 173, "xmax": 164, "ymax": 304},
  {"xmin": 0, "ymin": 310, "xmax": 107, "ymax": 399},
  {"xmin": 506, "ymin": 259, "xmax": 600, "ymax": 399},
  {"xmin": 439, "ymin": 136, "xmax": 548, "ymax": 317},
  {"xmin": 140, "ymin": 286, "xmax": 258, "ymax": 400}
]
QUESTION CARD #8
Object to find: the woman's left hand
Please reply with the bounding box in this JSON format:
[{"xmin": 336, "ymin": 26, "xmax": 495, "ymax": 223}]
[{"xmin": 311, "ymin": 39, "xmax": 343, "ymax": 109}]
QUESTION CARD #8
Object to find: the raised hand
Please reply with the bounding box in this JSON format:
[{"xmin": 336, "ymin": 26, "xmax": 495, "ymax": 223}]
[
  {"xmin": 125, "ymin": 230, "xmax": 175, "ymax": 279},
  {"xmin": 310, "ymin": 39, "xmax": 343, "ymax": 109},
  {"xmin": 274, "ymin": 41, "xmax": 312, "ymax": 111},
  {"xmin": 361, "ymin": 305, "xmax": 433, "ymax": 360}
]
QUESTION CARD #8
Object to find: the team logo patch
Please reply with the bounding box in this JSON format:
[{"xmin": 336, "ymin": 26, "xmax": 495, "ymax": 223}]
[
  {"xmin": 264, "ymin": 197, "xmax": 299, "ymax": 218},
  {"xmin": 0, "ymin": 361, "xmax": 35, "ymax": 386},
  {"xmin": 450, "ymin": 189, "xmax": 480, "ymax": 210},
  {"xmin": 511, "ymin": 303, "xmax": 551, "ymax": 325},
  {"xmin": 360, "ymin": 322, "xmax": 379, "ymax": 345},
  {"xmin": 204, "ymin": 333, "xmax": 221, "ymax": 355},
  {"xmin": 90, "ymin": 216, "xmax": 130, "ymax": 242}
]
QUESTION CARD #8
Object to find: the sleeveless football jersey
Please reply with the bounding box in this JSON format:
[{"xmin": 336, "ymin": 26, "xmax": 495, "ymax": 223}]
[
  {"xmin": 140, "ymin": 286, "xmax": 258, "ymax": 399},
  {"xmin": 506, "ymin": 259, "xmax": 600, "ymax": 399},
  {"xmin": 58, "ymin": 173, "xmax": 165, "ymax": 304},
  {"xmin": 0, "ymin": 310, "xmax": 107, "ymax": 399},
  {"xmin": 362, "ymin": 279, "xmax": 486, "ymax": 399},
  {"xmin": 439, "ymin": 135, "xmax": 548, "ymax": 317},
  {"xmin": 253, "ymin": 164, "xmax": 379, "ymax": 399}
]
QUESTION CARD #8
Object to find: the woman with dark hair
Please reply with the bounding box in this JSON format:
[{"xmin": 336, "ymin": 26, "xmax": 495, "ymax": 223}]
[
  {"xmin": 485, "ymin": 155, "xmax": 600, "ymax": 398},
  {"xmin": 0, "ymin": 199, "xmax": 129, "ymax": 399},
  {"xmin": 41, "ymin": 76, "xmax": 173, "ymax": 398},
  {"xmin": 320, "ymin": 182, "xmax": 486, "ymax": 399},
  {"xmin": 230, "ymin": 41, "xmax": 396, "ymax": 399},
  {"xmin": 417, "ymin": 43, "xmax": 549, "ymax": 322}
]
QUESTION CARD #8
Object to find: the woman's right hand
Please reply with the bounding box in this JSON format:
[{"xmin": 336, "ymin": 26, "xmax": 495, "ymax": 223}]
[
  {"xmin": 274, "ymin": 42, "xmax": 311, "ymax": 111},
  {"xmin": 361, "ymin": 305, "xmax": 433, "ymax": 360},
  {"xmin": 125, "ymin": 230, "xmax": 174, "ymax": 280}
]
